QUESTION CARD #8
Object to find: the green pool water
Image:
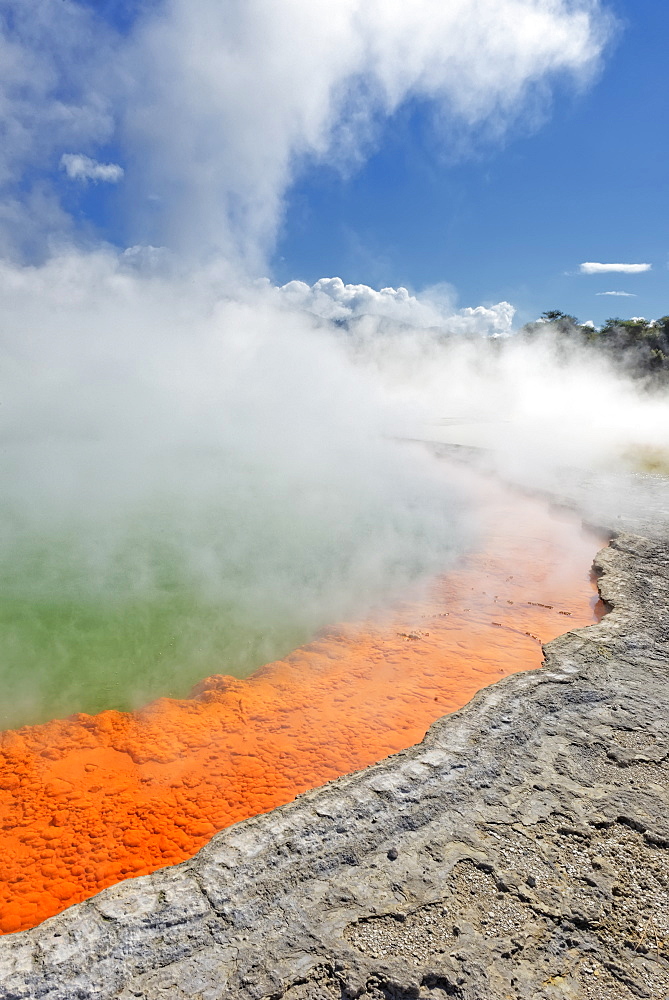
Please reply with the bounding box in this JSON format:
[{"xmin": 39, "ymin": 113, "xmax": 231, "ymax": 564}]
[
  {"xmin": 0, "ymin": 522, "xmax": 318, "ymax": 729},
  {"xmin": 0, "ymin": 483, "xmax": 461, "ymax": 730},
  {"xmin": 0, "ymin": 589, "xmax": 312, "ymax": 731}
]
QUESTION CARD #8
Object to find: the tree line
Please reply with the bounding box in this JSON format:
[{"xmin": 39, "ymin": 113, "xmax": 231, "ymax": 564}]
[{"xmin": 520, "ymin": 311, "xmax": 669, "ymax": 385}]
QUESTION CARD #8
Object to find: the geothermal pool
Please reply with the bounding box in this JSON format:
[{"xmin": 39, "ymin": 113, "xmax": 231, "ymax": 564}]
[{"xmin": 0, "ymin": 483, "xmax": 605, "ymax": 935}]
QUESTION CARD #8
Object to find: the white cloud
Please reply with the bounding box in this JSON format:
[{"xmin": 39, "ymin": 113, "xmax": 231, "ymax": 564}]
[
  {"xmin": 596, "ymin": 290, "xmax": 637, "ymax": 297},
  {"xmin": 60, "ymin": 153, "xmax": 124, "ymax": 183},
  {"xmin": 0, "ymin": 0, "xmax": 615, "ymax": 264},
  {"xmin": 580, "ymin": 262, "xmax": 651, "ymax": 274},
  {"xmin": 277, "ymin": 277, "xmax": 515, "ymax": 337}
]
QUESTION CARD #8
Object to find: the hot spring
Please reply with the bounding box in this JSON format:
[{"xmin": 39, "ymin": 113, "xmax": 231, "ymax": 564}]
[
  {"xmin": 0, "ymin": 467, "xmax": 606, "ymax": 934},
  {"xmin": 0, "ymin": 263, "xmax": 627, "ymax": 936}
]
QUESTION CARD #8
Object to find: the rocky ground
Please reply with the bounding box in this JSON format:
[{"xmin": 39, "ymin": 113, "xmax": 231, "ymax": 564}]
[{"xmin": 0, "ymin": 482, "xmax": 668, "ymax": 999}]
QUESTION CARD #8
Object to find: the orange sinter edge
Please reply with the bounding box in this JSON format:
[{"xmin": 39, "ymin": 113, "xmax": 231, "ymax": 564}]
[{"xmin": 0, "ymin": 487, "xmax": 606, "ymax": 934}]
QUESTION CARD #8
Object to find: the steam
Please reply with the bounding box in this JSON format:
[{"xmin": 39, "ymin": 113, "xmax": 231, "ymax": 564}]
[
  {"xmin": 122, "ymin": 0, "xmax": 613, "ymax": 262},
  {"xmin": 0, "ymin": 252, "xmax": 474, "ymax": 725},
  {"xmin": 274, "ymin": 277, "xmax": 669, "ymax": 498},
  {"xmin": 3, "ymin": 252, "xmax": 668, "ymax": 729},
  {"xmin": 1, "ymin": 0, "xmax": 614, "ymax": 263},
  {"xmin": 342, "ymin": 314, "xmax": 669, "ymax": 480},
  {"xmin": 0, "ymin": 0, "xmax": 641, "ymax": 727}
]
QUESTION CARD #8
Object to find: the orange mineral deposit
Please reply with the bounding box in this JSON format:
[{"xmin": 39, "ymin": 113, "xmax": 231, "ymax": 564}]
[{"xmin": 0, "ymin": 486, "xmax": 606, "ymax": 935}]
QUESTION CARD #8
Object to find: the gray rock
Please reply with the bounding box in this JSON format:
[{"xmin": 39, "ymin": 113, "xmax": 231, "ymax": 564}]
[{"xmin": 0, "ymin": 530, "xmax": 668, "ymax": 1000}]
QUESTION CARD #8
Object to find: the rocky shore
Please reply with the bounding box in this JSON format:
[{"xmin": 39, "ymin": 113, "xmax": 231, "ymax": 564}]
[{"xmin": 1, "ymin": 487, "xmax": 668, "ymax": 999}]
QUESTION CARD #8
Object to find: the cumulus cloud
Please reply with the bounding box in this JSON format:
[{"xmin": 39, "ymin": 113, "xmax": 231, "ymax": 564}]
[
  {"xmin": 277, "ymin": 277, "xmax": 514, "ymax": 337},
  {"xmin": 580, "ymin": 262, "xmax": 651, "ymax": 274},
  {"xmin": 0, "ymin": 0, "xmax": 615, "ymax": 264},
  {"xmin": 60, "ymin": 153, "xmax": 124, "ymax": 183},
  {"xmin": 596, "ymin": 290, "xmax": 637, "ymax": 297}
]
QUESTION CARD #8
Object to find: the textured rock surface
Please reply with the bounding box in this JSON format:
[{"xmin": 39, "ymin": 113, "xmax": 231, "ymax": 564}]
[{"xmin": 1, "ymin": 529, "xmax": 668, "ymax": 999}]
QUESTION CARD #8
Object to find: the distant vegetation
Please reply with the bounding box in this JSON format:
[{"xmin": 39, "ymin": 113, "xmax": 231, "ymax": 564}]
[{"xmin": 520, "ymin": 311, "xmax": 669, "ymax": 386}]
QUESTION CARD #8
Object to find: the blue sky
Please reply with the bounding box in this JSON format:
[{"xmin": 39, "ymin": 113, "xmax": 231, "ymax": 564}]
[
  {"xmin": 273, "ymin": 0, "xmax": 668, "ymax": 327},
  {"xmin": 2, "ymin": 0, "xmax": 666, "ymax": 329}
]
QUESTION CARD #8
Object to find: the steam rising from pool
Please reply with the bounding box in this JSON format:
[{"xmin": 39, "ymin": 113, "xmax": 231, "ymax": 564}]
[
  {"xmin": 2, "ymin": 254, "xmax": 668, "ymax": 729},
  {"xmin": 0, "ymin": 254, "xmax": 475, "ymax": 727},
  {"xmin": 0, "ymin": 0, "xmax": 637, "ymax": 727}
]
